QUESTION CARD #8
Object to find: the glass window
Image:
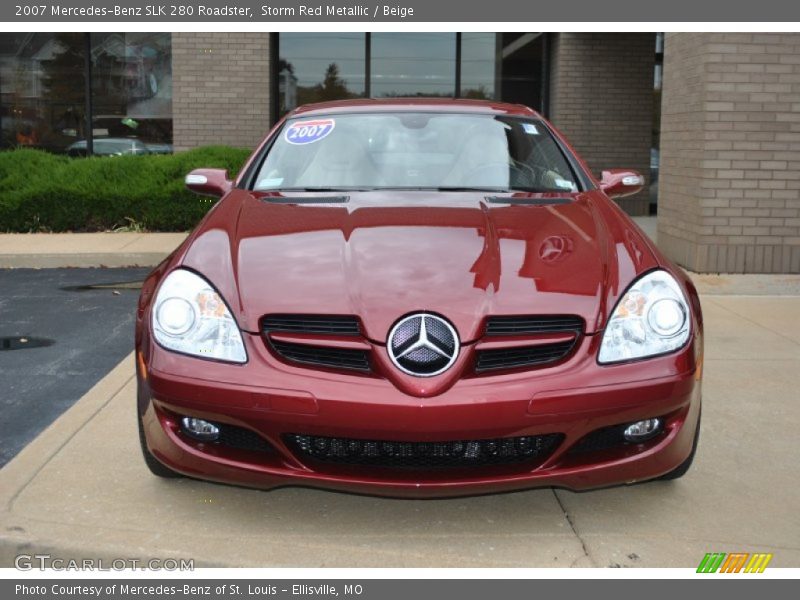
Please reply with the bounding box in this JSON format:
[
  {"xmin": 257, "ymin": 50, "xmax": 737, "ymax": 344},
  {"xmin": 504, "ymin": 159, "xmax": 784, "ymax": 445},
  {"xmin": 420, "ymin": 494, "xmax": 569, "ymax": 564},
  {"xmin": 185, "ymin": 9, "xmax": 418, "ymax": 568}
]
[
  {"xmin": 371, "ymin": 33, "xmax": 456, "ymax": 98},
  {"xmin": 460, "ymin": 33, "xmax": 496, "ymax": 100},
  {"xmin": 0, "ymin": 32, "xmax": 172, "ymax": 155},
  {"xmin": 278, "ymin": 33, "xmax": 366, "ymax": 118},
  {"xmin": 89, "ymin": 33, "xmax": 173, "ymax": 155},
  {"xmin": 252, "ymin": 112, "xmax": 580, "ymax": 193},
  {"xmin": 499, "ymin": 33, "xmax": 546, "ymax": 112},
  {"xmin": 0, "ymin": 33, "xmax": 87, "ymax": 153}
]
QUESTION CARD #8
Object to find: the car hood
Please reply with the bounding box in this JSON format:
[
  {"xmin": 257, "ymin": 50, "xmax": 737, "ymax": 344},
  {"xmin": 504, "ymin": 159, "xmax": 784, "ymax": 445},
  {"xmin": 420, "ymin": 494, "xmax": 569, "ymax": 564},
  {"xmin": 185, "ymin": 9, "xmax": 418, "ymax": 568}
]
[{"xmin": 181, "ymin": 190, "xmax": 658, "ymax": 340}]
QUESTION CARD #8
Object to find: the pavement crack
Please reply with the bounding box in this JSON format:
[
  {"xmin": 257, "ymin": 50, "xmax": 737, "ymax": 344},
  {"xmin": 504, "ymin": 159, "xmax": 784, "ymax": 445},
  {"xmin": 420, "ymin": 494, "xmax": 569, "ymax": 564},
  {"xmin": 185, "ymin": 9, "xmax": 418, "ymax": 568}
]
[{"xmin": 553, "ymin": 488, "xmax": 594, "ymax": 567}]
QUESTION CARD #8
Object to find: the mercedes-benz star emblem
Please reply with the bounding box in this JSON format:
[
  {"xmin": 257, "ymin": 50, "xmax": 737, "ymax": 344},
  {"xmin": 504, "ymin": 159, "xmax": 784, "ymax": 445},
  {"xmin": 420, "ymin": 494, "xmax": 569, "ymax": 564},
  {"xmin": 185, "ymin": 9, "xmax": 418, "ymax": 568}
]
[{"xmin": 387, "ymin": 313, "xmax": 460, "ymax": 377}]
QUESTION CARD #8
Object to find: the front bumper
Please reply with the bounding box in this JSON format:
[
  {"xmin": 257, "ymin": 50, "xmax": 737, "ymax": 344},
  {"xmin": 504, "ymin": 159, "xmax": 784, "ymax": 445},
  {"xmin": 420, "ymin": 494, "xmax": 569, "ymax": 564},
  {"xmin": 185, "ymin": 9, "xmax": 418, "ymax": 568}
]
[{"xmin": 138, "ymin": 332, "xmax": 702, "ymax": 498}]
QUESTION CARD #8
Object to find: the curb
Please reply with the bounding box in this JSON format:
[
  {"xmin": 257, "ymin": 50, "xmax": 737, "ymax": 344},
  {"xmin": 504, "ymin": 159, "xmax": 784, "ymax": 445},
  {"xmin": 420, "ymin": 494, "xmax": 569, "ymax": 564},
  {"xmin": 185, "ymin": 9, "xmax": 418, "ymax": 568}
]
[
  {"xmin": 0, "ymin": 354, "xmax": 136, "ymax": 567},
  {"xmin": 0, "ymin": 253, "xmax": 168, "ymax": 269}
]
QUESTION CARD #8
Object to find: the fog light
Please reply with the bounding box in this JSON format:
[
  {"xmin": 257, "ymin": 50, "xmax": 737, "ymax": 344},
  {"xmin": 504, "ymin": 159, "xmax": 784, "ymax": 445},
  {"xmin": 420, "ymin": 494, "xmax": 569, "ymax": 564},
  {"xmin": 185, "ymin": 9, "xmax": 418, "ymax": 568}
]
[
  {"xmin": 180, "ymin": 417, "xmax": 220, "ymax": 442},
  {"xmin": 623, "ymin": 418, "xmax": 662, "ymax": 442}
]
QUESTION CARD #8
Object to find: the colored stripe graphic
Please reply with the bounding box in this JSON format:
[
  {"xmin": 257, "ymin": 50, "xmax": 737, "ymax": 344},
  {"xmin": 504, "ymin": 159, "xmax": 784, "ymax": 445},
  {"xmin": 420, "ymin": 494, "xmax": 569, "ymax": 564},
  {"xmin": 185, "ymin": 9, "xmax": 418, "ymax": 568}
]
[
  {"xmin": 720, "ymin": 553, "xmax": 749, "ymax": 573},
  {"xmin": 697, "ymin": 552, "xmax": 773, "ymax": 573},
  {"xmin": 697, "ymin": 553, "xmax": 726, "ymax": 573},
  {"xmin": 744, "ymin": 553, "xmax": 773, "ymax": 573}
]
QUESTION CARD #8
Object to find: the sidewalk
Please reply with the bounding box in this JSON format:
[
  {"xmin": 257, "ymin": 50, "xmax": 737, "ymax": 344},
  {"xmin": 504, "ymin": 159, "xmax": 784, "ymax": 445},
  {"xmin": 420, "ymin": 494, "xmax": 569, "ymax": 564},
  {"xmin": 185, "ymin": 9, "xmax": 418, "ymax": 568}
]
[{"xmin": 0, "ymin": 232, "xmax": 187, "ymax": 269}]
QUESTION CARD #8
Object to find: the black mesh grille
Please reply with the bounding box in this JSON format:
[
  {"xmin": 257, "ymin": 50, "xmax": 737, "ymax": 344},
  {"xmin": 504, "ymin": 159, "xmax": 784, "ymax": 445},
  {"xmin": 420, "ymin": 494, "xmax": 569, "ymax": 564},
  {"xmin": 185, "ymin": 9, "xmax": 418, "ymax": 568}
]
[
  {"xmin": 218, "ymin": 425, "xmax": 273, "ymax": 453},
  {"xmin": 485, "ymin": 315, "xmax": 584, "ymax": 335},
  {"xmin": 285, "ymin": 433, "xmax": 563, "ymax": 469},
  {"xmin": 262, "ymin": 315, "xmax": 361, "ymax": 336},
  {"xmin": 426, "ymin": 319, "xmax": 456, "ymax": 353},
  {"xmin": 392, "ymin": 318, "xmax": 419, "ymax": 347},
  {"xmin": 475, "ymin": 340, "xmax": 575, "ymax": 372},
  {"xmin": 270, "ymin": 339, "xmax": 370, "ymax": 372},
  {"xmin": 568, "ymin": 424, "xmax": 628, "ymax": 454}
]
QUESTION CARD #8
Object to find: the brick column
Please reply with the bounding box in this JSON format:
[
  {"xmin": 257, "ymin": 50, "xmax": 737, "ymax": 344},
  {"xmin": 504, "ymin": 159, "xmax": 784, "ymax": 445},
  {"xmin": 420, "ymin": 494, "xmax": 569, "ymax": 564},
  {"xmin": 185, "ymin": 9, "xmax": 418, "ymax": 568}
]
[
  {"xmin": 171, "ymin": 33, "xmax": 271, "ymax": 151},
  {"xmin": 549, "ymin": 33, "xmax": 655, "ymax": 216},
  {"xmin": 658, "ymin": 33, "xmax": 800, "ymax": 273}
]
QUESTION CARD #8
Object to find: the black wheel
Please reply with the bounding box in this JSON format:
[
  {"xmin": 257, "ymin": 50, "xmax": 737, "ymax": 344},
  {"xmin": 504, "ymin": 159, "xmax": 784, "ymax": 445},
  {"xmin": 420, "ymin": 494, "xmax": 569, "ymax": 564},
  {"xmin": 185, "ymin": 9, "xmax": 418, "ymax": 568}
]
[
  {"xmin": 659, "ymin": 409, "xmax": 701, "ymax": 481},
  {"xmin": 138, "ymin": 410, "xmax": 182, "ymax": 478}
]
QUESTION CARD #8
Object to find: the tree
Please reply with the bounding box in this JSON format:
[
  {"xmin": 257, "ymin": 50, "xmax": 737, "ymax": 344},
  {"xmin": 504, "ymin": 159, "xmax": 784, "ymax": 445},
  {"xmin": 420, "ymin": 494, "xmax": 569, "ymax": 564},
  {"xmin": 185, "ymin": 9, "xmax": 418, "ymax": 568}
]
[{"xmin": 318, "ymin": 63, "xmax": 349, "ymax": 101}]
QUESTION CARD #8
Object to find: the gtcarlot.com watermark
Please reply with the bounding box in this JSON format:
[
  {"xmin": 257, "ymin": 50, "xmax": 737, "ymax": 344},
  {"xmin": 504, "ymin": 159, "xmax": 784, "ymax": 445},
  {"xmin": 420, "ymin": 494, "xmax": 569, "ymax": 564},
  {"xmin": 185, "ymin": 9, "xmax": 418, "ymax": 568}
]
[{"xmin": 15, "ymin": 554, "xmax": 194, "ymax": 571}]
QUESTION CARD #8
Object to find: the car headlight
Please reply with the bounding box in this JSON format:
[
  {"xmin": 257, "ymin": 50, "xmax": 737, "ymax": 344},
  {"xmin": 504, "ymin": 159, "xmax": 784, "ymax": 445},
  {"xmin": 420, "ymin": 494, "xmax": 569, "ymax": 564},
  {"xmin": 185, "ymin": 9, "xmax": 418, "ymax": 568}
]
[
  {"xmin": 598, "ymin": 270, "xmax": 690, "ymax": 364},
  {"xmin": 152, "ymin": 269, "xmax": 247, "ymax": 363}
]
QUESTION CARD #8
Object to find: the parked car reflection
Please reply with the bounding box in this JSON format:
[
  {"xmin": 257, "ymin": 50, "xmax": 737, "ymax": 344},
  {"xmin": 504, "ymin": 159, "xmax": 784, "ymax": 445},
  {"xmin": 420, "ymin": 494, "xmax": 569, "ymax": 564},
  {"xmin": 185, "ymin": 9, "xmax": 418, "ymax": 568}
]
[{"xmin": 66, "ymin": 137, "xmax": 150, "ymax": 157}]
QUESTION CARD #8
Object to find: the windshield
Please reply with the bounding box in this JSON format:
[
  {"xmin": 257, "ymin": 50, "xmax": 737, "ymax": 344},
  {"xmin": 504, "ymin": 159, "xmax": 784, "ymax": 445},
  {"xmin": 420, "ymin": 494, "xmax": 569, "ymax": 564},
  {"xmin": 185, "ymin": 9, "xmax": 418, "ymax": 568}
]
[{"xmin": 251, "ymin": 112, "xmax": 582, "ymax": 193}]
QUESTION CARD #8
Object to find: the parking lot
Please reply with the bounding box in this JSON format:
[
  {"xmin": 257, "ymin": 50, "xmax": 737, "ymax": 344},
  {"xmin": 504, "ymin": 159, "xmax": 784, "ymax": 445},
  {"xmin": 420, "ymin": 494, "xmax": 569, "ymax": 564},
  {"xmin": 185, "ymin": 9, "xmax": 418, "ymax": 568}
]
[
  {"xmin": 0, "ymin": 268, "xmax": 150, "ymax": 465},
  {"xmin": 1, "ymin": 265, "xmax": 798, "ymax": 568}
]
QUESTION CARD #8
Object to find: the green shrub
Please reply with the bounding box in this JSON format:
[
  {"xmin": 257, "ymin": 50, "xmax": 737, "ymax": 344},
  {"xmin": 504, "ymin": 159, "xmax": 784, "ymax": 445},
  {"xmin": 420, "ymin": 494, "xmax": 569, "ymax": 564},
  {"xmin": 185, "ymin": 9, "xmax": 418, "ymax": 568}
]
[{"xmin": 0, "ymin": 146, "xmax": 252, "ymax": 232}]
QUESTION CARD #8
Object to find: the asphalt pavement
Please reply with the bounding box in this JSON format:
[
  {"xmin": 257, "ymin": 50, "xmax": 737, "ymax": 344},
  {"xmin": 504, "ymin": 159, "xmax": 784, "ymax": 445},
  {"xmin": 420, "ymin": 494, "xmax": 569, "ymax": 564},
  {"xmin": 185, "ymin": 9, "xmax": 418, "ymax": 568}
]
[{"xmin": 0, "ymin": 268, "xmax": 150, "ymax": 466}]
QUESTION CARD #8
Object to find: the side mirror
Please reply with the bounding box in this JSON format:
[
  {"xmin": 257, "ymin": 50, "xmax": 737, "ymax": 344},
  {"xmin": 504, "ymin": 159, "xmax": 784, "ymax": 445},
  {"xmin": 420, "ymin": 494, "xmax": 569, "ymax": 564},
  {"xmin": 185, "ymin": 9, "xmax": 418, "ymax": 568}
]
[
  {"xmin": 599, "ymin": 169, "xmax": 645, "ymax": 199},
  {"xmin": 185, "ymin": 168, "xmax": 232, "ymax": 198}
]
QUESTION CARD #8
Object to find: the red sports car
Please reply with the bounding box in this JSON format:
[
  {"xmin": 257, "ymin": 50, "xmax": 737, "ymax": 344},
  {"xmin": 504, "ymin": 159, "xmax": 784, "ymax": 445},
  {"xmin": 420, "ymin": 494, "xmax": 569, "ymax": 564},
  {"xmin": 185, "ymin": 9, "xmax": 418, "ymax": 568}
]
[{"xmin": 136, "ymin": 99, "xmax": 702, "ymax": 497}]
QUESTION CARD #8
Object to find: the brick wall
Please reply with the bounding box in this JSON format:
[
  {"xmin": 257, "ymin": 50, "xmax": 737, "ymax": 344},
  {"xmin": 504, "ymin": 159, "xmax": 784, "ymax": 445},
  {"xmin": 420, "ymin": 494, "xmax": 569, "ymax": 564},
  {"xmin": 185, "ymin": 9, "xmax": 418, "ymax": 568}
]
[
  {"xmin": 549, "ymin": 33, "xmax": 655, "ymax": 215},
  {"xmin": 172, "ymin": 33, "xmax": 271, "ymax": 151},
  {"xmin": 659, "ymin": 33, "xmax": 800, "ymax": 273}
]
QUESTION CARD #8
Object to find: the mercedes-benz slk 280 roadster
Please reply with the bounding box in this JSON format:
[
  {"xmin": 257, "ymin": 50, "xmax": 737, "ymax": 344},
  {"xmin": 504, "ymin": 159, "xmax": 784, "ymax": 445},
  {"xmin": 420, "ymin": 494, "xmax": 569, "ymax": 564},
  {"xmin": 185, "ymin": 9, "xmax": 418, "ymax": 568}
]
[{"xmin": 136, "ymin": 99, "xmax": 702, "ymax": 497}]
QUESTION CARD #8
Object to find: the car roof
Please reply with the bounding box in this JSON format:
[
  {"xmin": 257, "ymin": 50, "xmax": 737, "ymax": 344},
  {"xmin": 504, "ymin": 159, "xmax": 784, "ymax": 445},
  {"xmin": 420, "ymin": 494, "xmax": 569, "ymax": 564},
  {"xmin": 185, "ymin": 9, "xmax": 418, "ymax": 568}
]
[{"xmin": 288, "ymin": 98, "xmax": 541, "ymax": 119}]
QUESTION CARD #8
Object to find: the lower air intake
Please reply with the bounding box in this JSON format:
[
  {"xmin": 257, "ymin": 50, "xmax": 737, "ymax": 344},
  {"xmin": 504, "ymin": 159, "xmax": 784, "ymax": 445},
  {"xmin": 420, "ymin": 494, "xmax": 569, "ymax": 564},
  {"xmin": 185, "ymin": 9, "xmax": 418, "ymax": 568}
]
[
  {"xmin": 217, "ymin": 425, "xmax": 274, "ymax": 454},
  {"xmin": 285, "ymin": 433, "xmax": 563, "ymax": 469}
]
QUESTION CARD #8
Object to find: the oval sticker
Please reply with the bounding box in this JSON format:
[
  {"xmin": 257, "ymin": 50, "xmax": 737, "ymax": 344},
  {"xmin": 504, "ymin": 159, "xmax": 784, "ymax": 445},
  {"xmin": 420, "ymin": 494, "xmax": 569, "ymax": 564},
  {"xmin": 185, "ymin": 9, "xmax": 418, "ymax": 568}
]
[{"xmin": 284, "ymin": 119, "xmax": 336, "ymax": 145}]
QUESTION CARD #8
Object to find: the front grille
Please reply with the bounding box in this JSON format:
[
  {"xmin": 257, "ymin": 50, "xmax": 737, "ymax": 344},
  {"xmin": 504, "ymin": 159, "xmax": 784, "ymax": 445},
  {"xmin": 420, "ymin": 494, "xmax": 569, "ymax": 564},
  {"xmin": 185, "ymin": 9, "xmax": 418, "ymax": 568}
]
[
  {"xmin": 270, "ymin": 339, "xmax": 370, "ymax": 372},
  {"xmin": 484, "ymin": 315, "xmax": 583, "ymax": 336},
  {"xmin": 262, "ymin": 314, "xmax": 361, "ymax": 336},
  {"xmin": 285, "ymin": 433, "xmax": 563, "ymax": 469},
  {"xmin": 475, "ymin": 340, "xmax": 575, "ymax": 372}
]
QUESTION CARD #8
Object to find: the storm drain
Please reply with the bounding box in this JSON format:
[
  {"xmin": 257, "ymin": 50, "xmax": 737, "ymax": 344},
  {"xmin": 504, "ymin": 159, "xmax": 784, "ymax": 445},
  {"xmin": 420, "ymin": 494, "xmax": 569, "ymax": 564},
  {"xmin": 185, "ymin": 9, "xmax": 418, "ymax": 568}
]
[{"xmin": 0, "ymin": 336, "xmax": 55, "ymax": 351}]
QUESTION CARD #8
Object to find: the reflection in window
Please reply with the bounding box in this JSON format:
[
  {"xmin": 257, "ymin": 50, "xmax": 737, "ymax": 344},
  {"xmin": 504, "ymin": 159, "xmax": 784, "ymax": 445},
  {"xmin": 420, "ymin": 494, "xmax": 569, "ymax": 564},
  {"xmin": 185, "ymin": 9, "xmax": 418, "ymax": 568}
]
[
  {"xmin": 278, "ymin": 33, "xmax": 365, "ymax": 117},
  {"xmin": 371, "ymin": 33, "xmax": 456, "ymax": 98},
  {"xmin": 0, "ymin": 33, "xmax": 87, "ymax": 153},
  {"xmin": 460, "ymin": 33, "xmax": 496, "ymax": 100},
  {"xmin": 499, "ymin": 33, "xmax": 545, "ymax": 112},
  {"xmin": 89, "ymin": 33, "xmax": 173, "ymax": 155},
  {"xmin": 0, "ymin": 32, "xmax": 172, "ymax": 155}
]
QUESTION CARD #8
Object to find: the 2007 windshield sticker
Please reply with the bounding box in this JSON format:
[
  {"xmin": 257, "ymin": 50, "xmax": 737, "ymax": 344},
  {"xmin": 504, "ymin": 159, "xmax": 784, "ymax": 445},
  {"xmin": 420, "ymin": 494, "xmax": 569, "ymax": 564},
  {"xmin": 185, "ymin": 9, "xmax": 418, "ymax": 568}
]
[{"xmin": 284, "ymin": 119, "xmax": 336, "ymax": 145}]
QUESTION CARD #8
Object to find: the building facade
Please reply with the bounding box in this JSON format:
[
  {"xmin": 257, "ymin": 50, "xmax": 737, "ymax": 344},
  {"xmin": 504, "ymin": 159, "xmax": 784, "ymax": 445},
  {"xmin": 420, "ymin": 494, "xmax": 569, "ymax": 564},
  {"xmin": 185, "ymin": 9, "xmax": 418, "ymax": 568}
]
[{"xmin": 1, "ymin": 32, "xmax": 798, "ymax": 273}]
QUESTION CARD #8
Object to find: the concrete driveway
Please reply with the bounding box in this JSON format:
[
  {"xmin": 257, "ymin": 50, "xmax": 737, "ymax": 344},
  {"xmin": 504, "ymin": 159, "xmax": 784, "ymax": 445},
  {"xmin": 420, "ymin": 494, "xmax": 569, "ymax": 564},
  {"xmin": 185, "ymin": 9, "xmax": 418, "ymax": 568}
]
[{"xmin": 1, "ymin": 291, "xmax": 798, "ymax": 568}]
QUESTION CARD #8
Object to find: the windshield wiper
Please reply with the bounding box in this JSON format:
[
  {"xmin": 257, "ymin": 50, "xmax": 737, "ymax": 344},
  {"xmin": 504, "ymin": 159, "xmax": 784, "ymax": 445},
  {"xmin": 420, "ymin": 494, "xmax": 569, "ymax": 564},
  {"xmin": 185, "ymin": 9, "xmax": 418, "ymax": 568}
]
[
  {"xmin": 257, "ymin": 187, "xmax": 378, "ymax": 192},
  {"xmin": 359, "ymin": 186, "xmax": 514, "ymax": 193},
  {"xmin": 432, "ymin": 186, "xmax": 513, "ymax": 193},
  {"xmin": 376, "ymin": 186, "xmax": 561, "ymax": 193}
]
